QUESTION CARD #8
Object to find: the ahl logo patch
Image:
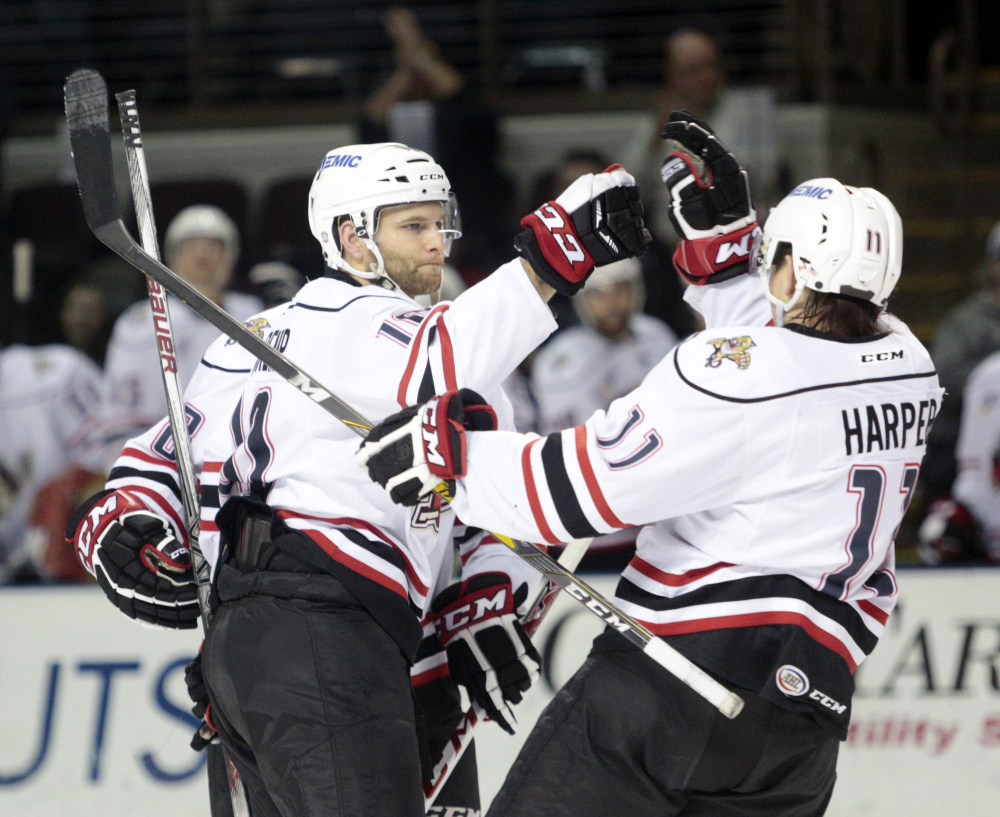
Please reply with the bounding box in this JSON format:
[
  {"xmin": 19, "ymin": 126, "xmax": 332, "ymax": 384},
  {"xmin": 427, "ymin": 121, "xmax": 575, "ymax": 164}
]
[
  {"xmin": 706, "ymin": 336, "xmax": 755, "ymax": 370},
  {"xmin": 776, "ymin": 664, "xmax": 809, "ymax": 697}
]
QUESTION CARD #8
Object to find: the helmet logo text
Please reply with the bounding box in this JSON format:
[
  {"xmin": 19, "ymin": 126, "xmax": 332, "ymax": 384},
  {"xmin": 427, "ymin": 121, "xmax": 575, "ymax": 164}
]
[{"xmin": 320, "ymin": 154, "xmax": 362, "ymax": 170}]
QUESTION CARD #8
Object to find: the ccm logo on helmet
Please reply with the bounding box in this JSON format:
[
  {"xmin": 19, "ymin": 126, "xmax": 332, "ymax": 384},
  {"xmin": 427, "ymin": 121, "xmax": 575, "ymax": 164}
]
[
  {"xmin": 420, "ymin": 173, "xmax": 445, "ymax": 181},
  {"xmin": 320, "ymin": 154, "xmax": 362, "ymax": 170},
  {"xmin": 788, "ymin": 184, "xmax": 833, "ymax": 200}
]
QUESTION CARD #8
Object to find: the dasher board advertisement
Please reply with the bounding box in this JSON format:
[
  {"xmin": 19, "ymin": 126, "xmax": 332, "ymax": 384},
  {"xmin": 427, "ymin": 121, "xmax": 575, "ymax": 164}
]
[{"xmin": 2, "ymin": 569, "xmax": 999, "ymax": 816}]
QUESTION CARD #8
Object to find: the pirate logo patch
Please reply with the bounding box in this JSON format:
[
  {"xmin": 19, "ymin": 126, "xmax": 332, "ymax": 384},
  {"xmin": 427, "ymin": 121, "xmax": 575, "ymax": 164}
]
[
  {"xmin": 228, "ymin": 317, "xmax": 271, "ymax": 345},
  {"xmin": 706, "ymin": 336, "xmax": 755, "ymax": 370}
]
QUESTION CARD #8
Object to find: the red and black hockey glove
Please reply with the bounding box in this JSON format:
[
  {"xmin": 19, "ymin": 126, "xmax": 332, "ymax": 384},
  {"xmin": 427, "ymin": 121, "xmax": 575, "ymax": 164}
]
[
  {"xmin": 66, "ymin": 488, "xmax": 200, "ymax": 629},
  {"xmin": 432, "ymin": 573, "xmax": 540, "ymax": 735},
  {"xmin": 357, "ymin": 388, "xmax": 497, "ymax": 506},
  {"xmin": 515, "ymin": 165, "xmax": 651, "ymax": 296},
  {"xmin": 917, "ymin": 497, "xmax": 981, "ymax": 565},
  {"xmin": 661, "ymin": 111, "xmax": 760, "ymax": 285}
]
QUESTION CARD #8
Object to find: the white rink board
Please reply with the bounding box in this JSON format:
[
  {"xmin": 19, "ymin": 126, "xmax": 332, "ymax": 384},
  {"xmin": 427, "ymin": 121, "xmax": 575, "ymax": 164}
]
[
  {"xmin": 0, "ymin": 586, "xmax": 207, "ymax": 817},
  {"xmin": 3, "ymin": 569, "xmax": 1000, "ymax": 816}
]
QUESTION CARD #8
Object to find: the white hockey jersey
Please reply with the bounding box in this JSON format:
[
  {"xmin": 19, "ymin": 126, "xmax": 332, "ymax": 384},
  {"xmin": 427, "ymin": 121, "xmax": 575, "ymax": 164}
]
[
  {"xmin": 530, "ymin": 314, "xmax": 678, "ymax": 435},
  {"xmin": 452, "ymin": 275, "xmax": 942, "ymax": 737},
  {"xmin": 953, "ymin": 349, "xmax": 1000, "ymax": 554},
  {"xmin": 218, "ymin": 260, "xmax": 557, "ymax": 655},
  {"xmin": 0, "ymin": 345, "xmax": 102, "ymax": 566},
  {"xmin": 95, "ymin": 292, "xmax": 261, "ymax": 466}
]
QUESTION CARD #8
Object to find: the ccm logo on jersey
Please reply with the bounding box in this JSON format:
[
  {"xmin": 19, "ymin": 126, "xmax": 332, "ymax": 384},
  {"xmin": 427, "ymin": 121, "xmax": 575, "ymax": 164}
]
[
  {"xmin": 776, "ymin": 665, "xmax": 847, "ymax": 713},
  {"xmin": 438, "ymin": 588, "xmax": 509, "ymax": 635},
  {"xmin": 858, "ymin": 349, "xmax": 904, "ymax": 364}
]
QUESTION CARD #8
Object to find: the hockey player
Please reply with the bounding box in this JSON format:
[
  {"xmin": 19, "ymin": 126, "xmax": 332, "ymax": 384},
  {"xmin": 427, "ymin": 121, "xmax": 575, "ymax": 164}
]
[
  {"xmin": 1, "ymin": 343, "xmax": 102, "ymax": 582},
  {"xmin": 359, "ymin": 116, "xmax": 943, "ymax": 817},
  {"xmin": 70, "ymin": 141, "xmax": 649, "ymax": 817},
  {"xmin": 68, "ymin": 306, "xmax": 482, "ymax": 816},
  {"xmin": 94, "ymin": 205, "xmax": 261, "ymax": 467},
  {"xmin": 918, "ymin": 349, "xmax": 1000, "ymax": 563}
]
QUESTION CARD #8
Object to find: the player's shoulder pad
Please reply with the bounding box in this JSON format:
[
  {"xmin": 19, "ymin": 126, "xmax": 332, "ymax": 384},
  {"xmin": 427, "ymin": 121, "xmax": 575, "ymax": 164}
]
[
  {"xmin": 673, "ymin": 322, "xmax": 936, "ymax": 403},
  {"xmin": 291, "ymin": 275, "xmax": 413, "ymax": 317}
]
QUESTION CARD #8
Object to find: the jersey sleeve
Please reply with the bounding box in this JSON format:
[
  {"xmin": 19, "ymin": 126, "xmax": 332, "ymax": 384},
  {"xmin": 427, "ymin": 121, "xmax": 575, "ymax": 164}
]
[
  {"xmin": 451, "ymin": 350, "xmax": 750, "ymax": 545},
  {"xmin": 683, "ymin": 272, "xmax": 772, "ymax": 329},
  {"xmin": 395, "ymin": 259, "xmax": 558, "ymax": 407}
]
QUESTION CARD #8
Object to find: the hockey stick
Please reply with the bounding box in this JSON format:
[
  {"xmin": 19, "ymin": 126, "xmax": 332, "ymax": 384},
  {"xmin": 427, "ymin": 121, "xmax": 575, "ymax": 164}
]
[
  {"xmin": 64, "ymin": 69, "xmax": 744, "ymax": 722},
  {"xmin": 113, "ymin": 86, "xmax": 251, "ymax": 817},
  {"xmin": 424, "ymin": 536, "xmax": 591, "ymax": 809}
]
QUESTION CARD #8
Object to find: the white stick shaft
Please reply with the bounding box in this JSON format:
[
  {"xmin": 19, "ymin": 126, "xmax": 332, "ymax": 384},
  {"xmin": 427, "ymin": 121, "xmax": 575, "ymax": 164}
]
[{"xmin": 115, "ymin": 91, "xmax": 208, "ymax": 612}]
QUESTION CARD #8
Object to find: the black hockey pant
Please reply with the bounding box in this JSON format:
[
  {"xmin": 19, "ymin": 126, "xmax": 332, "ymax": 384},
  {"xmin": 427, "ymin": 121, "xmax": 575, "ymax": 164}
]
[
  {"xmin": 203, "ymin": 574, "xmax": 425, "ymax": 817},
  {"xmin": 488, "ymin": 648, "xmax": 839, "ymax": 817}
]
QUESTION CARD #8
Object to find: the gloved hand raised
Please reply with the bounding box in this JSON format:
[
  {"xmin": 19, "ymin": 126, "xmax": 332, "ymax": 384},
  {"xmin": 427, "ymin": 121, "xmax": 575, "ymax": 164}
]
[
  {"xmin": 67, "ymin": 488, "xmax": 200, "ymax": 629},
  {"xmin": 357, "ymin": 388, "xmax": 496, "ymax": 506},
  {"xmin": 433, "ymin": 573, "xmax": 541, "ymax": 734},
  {"xmin": 661, "ymin": 111, "xmax": 759, "ymax": 284},
  {"xmin": 515, "ymin": 164, "xmax": 651, "ymax": 296}
]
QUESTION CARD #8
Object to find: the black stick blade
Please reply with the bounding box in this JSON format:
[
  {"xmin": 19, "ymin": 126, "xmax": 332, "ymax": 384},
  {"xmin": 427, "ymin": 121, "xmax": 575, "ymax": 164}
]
[{"xmin": 64, "ymin": 68, "xmax": 120, "ymax": 231}]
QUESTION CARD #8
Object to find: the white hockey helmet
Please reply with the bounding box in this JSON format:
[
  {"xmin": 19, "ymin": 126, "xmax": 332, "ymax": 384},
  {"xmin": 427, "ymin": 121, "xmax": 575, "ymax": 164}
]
[
  {"xmin": 164, "ymin": 205, "xmax": 240, "ymax": 271},
  {"xmin": 308, "ymin": 142, "xmax": 461, "ymax": 288},
  {"xmin": 573, "ymin": 257, "xmax": 646, "ymax": 329},
  {"xmin": 753, "ymin": 178, "xmax": 902, "ymax": 324}
]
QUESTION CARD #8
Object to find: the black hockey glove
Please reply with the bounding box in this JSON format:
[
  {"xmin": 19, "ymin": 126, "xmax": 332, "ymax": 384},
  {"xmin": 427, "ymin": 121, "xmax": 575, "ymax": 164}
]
[
  {"xmin": 184, "ymin": 649, "xmax": 220, "ymax": 751},
  {"xmin": 357, "ymin": 389, "xmax": 497, "ymax": 506},
  {"xmin": 67, "ymin": 489, "xmax": 200, "ymax": 629},
  {"xmin": 660, "ymin": 111, "xmax": 759, "ymax": 285},
  {"xmin": 433, "ymin": 573, "xmax": 540, "ymax": 735},
  {"xmin": 514, "ymin": 164, "xmax": 651, "ymax": 296}
]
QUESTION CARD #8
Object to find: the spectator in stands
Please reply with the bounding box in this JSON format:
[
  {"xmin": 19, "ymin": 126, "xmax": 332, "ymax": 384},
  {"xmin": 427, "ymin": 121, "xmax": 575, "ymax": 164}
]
[
  {"xmin": 528, "ymin": 150, "xmax": 697, "ymax": 340},
  {"xmin": 93, "ymin": 205, "xmax": 261, "ymax": 469},
  {"xmin": 359, "ymin": 5, "xmax": 516, "ymax": 281},
  {"xmin": 918, "ymin": 220, "xmax": 1000, "ymax": 534},
  {"xmin": 530, "ymin": 257, "xmax": 678, "ymax": 435},
  {"xmin": 636, "ymin": 29, "xmax": 782, "ymax": 239},
  {"xmin": 0, "ymin": 342, "xmax": 102, "ymax": 583}
]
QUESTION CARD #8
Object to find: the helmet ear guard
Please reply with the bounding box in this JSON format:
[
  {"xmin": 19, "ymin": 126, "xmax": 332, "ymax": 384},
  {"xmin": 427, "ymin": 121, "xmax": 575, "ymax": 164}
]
[{"xmin": 307, "ymin": 143, "xmax": 461, "ymax": 289}]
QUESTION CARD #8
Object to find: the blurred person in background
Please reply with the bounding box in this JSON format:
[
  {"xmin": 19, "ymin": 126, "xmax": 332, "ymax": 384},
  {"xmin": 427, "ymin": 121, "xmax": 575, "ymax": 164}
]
[
  {"xmin": 360, "ymin": 5, "xmax": 517, "ymax": 282},
  {"xmin": 93, "ymin": 205, "xmax": 261, "ymax": 469},
  {"xmin": 0, "ymin": 342, "xmax": 102, "ymax": 583},
  {"xmin": 919, "ymin": 347, "xmax": 1000, "ymax": 565},
  {"xmin": 531, "ymin": 257, "xmax": 678, "ymax": 436},
  {"xmin": 920, "ymin": 220, "xmax": 1000, "ymax": 514},
  {"xmin": 635, "ymin": 29, "xmax": 781, "ymax": 240}
]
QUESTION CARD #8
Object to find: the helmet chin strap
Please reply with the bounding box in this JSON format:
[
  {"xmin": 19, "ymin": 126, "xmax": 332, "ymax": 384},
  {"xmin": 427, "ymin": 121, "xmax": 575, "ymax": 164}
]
[{"xmin": 760, "ymin": 271, "xmax": 806, "ymax": 328}]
